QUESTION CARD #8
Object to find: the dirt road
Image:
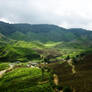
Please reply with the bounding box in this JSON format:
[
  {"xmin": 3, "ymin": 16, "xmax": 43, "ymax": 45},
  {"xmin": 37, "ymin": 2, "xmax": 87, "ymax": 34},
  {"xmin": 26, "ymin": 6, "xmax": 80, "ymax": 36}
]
[
  {"xmin": 0, "ymin": 64, "xmax": 14, "ymax": 78},
  {"xmin": 68, "ymin": 59, "xmax": 76, "ymax": 74}
]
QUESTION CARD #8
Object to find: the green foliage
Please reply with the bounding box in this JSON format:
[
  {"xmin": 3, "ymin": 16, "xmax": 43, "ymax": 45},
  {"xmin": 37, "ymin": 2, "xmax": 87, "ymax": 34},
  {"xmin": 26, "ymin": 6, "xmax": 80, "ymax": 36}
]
[
  {"xmin": 0, "ymin": 42, "xmax": 41, "ymax": 62},
  {"xmin": 0, "ymin": 63, "xmax": 9, "ymax": 71},
  {"xmin": 0, "ymin": 67, "xmax": 53, "ymax": 92}
]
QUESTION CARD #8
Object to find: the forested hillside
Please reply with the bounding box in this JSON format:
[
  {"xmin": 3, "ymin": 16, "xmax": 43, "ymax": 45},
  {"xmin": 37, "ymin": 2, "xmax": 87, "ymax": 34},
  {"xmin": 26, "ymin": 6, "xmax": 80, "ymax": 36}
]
[{"xmin": 0, "ymin": 21, "xmax": 92, "ymax": 42}]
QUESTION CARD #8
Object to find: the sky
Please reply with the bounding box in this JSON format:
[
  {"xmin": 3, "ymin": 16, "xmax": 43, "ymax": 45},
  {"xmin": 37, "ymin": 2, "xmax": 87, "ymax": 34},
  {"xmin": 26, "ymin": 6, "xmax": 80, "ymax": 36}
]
[{"xmin": 0, "ymin": 0, "xmax": 92, "ymax": 30}]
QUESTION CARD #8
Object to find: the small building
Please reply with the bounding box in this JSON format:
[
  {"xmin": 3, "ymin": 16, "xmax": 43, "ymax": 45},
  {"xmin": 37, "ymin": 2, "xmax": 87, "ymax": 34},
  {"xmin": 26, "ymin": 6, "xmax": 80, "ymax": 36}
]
[
  {"xmin": 15, "ymin": 61, "xmax": 21, "ymax": 64},
  {"xmin": 28, "ymin": 62, "xmax": 38, "ymax": 67}
]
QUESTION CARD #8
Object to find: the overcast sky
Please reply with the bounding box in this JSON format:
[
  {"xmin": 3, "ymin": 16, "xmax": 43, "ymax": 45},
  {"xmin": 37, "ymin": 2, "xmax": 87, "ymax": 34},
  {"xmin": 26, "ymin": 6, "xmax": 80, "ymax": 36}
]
[{"xmin": 0, "ymin": 0, "xmax": 92, "ymax": 30}]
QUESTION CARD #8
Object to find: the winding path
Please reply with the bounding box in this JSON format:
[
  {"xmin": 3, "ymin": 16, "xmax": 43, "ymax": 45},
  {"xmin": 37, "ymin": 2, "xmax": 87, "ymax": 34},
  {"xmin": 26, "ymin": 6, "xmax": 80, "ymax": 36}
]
[
  {"xmin": 0, "ymin": 70, "xmax": 7, "ymax": 78},
  {"xmin": 53, "ymin": 74, "xmax": 59, "ymax": 86},
  {"xmin": 0, "ymin": 64, "xmax": 14, "ymax": 78},
  {"xmin": 67, "ymin": 59, "xmax": 76, "ymax": 74},
  {"xmin": 53, "ymin": 74, "xmax": 63, "ymax": 92}
]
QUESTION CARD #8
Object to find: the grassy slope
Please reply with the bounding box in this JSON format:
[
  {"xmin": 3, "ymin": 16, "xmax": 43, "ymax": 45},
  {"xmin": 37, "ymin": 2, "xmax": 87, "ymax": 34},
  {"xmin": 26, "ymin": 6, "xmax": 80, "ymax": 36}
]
[
  {"xmin": 0, "ymin": 40, "xmax": 92, "ymax": 62},
  {"xmin": 0, "ymin": 40, "xmax": 92, "ymax": 92},
  {"xmin": 0, "ymin": 63, "xmax": 9, "ymax": 71},
  {"xmin": 0, "ymin": 67, "xmax": 53, "ymax": 92},
  {"xmin": 0, "ymin": 41, "xmax": 42, "ymax": 62}
]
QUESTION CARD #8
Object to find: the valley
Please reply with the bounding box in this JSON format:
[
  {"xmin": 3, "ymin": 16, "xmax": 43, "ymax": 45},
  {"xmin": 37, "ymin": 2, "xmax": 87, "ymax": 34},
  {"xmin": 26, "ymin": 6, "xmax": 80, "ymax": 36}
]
[{"xmin": 0, "ymin": 22, "xmax": 92, "ymax": 92}]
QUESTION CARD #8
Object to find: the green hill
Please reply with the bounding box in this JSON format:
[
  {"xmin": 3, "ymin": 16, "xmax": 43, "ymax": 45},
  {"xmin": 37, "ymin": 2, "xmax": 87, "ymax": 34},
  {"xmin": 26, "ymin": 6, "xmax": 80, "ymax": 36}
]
[{"xmin": 0, "ymin": 21, "xmax": 92, "ymax": 43}]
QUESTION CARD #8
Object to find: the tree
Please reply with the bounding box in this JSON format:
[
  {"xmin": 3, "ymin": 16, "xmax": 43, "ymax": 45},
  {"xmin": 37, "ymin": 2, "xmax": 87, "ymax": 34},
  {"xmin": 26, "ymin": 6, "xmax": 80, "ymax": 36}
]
[{"xmin": 65, "ymin": 55, "xmax": 70, "ymax": 61}]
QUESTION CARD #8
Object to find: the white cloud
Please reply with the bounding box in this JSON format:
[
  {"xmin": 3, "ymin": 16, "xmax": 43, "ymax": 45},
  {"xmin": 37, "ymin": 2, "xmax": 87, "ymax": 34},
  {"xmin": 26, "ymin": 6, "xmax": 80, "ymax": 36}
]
[
  {"xmin": 0, "ymin": 0, "xmax": 92, "ymax": 30},
  {"xmin": 0, "ymin": 18, "xmax": 11, "ymax": 23}
]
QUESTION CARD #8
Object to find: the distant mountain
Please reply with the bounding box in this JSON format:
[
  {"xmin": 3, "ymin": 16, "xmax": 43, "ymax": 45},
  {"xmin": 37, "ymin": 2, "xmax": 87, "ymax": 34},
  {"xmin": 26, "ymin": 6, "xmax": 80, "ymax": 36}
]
[{"xmin": 0, "ymin": 21, "xmax": 92, "ymax": 42}]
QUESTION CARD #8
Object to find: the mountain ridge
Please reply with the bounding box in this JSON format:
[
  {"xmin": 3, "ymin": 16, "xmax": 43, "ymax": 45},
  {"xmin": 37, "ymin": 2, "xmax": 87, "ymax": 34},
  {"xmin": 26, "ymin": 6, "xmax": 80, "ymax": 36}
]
[{"xmin": 0, "ymin": 21, "xmax": 92, "ymax": 42}]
